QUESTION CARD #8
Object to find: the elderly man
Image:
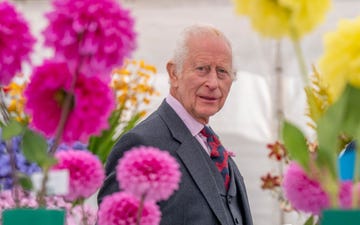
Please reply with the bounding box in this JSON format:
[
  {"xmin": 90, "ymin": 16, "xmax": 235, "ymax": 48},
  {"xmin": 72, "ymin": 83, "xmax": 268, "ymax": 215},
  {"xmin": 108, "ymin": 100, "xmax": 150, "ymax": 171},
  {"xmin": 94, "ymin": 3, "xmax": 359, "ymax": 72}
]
[{"xmin": 98, "ymin": 24, "xmax": 253, "ymax": 225}]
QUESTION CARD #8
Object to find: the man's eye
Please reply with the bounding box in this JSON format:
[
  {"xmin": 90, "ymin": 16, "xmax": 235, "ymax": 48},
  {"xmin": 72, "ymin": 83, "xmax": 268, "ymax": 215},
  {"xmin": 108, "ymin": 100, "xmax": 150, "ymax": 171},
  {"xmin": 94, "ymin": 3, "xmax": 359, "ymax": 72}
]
[{"xmin": 217, "ymin": 68, "xmax": 229, "ymax": 78}]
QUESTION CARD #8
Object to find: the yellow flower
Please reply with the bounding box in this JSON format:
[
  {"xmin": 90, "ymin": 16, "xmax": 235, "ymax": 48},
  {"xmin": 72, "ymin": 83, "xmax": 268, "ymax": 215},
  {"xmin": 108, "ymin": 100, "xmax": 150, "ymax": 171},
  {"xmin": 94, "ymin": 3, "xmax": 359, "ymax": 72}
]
[
  {"xmin": 4, "ymin": 81, "xmax": 28, "ymax": 123},
  {"xmin": 111, "ymin": 59, "xmax": 159, "ymax": 124},
  {"xmin": 318, "ymin": 16, "xmax": 360, "ymax": 101},
  {"xmin": 233, "ymin": 0, "xmax": 331, "ymax": 39}
]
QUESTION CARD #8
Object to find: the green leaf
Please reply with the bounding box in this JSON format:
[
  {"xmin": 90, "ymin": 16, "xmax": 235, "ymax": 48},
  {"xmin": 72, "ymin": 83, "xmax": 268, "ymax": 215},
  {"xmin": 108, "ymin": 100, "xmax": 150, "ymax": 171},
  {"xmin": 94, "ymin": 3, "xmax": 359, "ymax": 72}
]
[
  {"xmin": 316, "ymin": 84, "xmax": 360, "ymax": 180},
  {"xmin": 89, "ymin": 109, "xmax": 122, "ymax": 163},
  {"xmin": 1, "ymin": 119, "xmax": 24, "ymax": 140},
  {"xmin": 21, "ymin": 129, "xmax": 56, "ymax": 168},
  {"xmin": 304, "ymin": 215, "xmax": 314, "ymax": 225},
  {"xmin": 17, "ymin": 172, "xmax": 33, "ymax": 191},
  {"xmin": 281, "ymin": 120, "xmax": 310, "ymax": 172},
  {"xmin": 119, "ymin": 112, "xmax": 143, "ymax": 137}
]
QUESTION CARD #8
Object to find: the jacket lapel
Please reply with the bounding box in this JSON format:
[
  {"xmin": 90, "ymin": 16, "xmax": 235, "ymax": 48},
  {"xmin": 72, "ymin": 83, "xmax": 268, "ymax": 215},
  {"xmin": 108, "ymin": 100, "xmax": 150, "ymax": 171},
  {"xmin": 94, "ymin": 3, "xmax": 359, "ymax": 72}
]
[{"xmin": 157, "ymin": 101, "xmax": 229, "ymax": 225}]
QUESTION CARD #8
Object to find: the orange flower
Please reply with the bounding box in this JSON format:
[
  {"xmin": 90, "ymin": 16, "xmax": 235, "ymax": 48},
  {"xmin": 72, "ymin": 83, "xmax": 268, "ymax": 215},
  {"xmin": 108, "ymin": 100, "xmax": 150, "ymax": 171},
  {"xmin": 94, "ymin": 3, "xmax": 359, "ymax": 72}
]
[
  {"xmin": 267, "ymin": 140, "xmax": 287, "ymax": 161},
  {"xmin": 260, "ymin": 173, "xmax": 281, "ymax": 190}
]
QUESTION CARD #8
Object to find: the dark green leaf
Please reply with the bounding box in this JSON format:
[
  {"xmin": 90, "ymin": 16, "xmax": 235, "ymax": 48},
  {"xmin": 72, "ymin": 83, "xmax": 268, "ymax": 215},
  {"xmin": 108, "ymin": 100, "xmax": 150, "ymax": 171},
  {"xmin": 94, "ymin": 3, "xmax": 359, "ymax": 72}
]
[
  {"xmin": 17, "ymin": 172, "xmax": 33, "ymax": 191},
  {"xmin": 282, "ymin": 120, "xmax": 310, "ymax": 172}
]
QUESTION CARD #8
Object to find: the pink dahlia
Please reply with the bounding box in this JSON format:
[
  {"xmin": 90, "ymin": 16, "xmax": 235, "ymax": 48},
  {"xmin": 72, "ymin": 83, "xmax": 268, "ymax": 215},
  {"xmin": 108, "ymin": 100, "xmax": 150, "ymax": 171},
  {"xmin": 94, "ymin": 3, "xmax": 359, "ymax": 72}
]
[
  {"xmin": 116, "ymin": 146, "xmax": 181, "ymax": 202},
  {"xmin": 43, "ymin": 0, "xmax": 137, "ymax": 80},
  {"xmin": 24, "ymin": 60, "xmax": 116, "ymax": 143},
  {"xmin": 52, "ymin": 149, "xmax": 105, "ymax": 201},
  {"xmin": 0, "ymin": 1, "xmax": 35, "ymax": 85},
  {"xmin": 98, "ymin": 192, "xmax": 161, "ymax": 225},
  {"xmin": 282, "ymin": 162, "xmax": 330, "ymax": 215}
]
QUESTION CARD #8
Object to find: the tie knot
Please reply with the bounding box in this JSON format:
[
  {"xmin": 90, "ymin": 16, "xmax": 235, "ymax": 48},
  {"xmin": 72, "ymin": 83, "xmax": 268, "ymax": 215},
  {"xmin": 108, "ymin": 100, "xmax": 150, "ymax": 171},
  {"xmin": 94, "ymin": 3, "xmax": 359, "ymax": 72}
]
[{"xmin": 200, "ymin": 126, "xmax": 213, "ymax": 138}]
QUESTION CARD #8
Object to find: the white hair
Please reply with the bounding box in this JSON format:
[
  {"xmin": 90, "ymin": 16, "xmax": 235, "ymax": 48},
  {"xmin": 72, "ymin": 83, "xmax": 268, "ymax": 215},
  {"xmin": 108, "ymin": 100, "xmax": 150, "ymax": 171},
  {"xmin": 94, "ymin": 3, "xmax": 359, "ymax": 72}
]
[{"xmin": 171, "ymin": 23, "xmax": 235, "ymax": 79}]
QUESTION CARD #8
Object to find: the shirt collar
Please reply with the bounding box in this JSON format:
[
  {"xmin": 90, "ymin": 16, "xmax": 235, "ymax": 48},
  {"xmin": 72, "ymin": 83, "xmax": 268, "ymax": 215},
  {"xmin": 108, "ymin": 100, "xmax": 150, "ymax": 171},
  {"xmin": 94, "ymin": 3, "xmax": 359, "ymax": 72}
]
[{"xmin": 166, "ymin": 95, "xmax": 204, "ymax": 136}]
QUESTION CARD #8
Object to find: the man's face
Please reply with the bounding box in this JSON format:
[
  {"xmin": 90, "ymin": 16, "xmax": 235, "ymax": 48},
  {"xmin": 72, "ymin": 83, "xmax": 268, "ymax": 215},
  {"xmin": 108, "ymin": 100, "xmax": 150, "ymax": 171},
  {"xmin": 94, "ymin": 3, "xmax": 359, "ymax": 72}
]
[{"xmin": 169, "ymin": 33, "xmax": 233, "ymax": 124}]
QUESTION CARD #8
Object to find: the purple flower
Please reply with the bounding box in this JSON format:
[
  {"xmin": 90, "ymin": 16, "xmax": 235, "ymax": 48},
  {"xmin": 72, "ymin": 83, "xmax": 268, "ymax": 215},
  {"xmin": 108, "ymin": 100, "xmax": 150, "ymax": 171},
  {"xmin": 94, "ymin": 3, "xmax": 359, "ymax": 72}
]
[
  {"xmin": 0, "ymin": 1, "xmax": 35, "ymax": 85},
  {"xmin": 0, "ymin": 133, "xmax": 40, "ymax": 189},
  {"xmin": 98, "ymin": 192, "xmax": 161, "ymax": 225},
  {"xmin": 43, "ymin": 0, "xmax": 137, "ymax": 80},
  {"xmin": 116, "ymin": 146, "xmax": 181, "ymax": 202}
]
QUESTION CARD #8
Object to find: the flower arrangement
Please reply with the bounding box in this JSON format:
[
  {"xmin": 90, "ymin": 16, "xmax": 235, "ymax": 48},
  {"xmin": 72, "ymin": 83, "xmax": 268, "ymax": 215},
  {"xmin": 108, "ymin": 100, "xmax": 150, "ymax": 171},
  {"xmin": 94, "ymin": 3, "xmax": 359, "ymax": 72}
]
[
  {"xmin": 0, "ymin": 0, "xmax": 173, "ymax": 225},
  {"xmin": 233, "ymin": 0, "xmax": 332, "ymax": 217},
  {"xmin": 233, "ymin": 0, "xmax": 360, "ymax": 224},
  {"xmin": 281, "ymin": 15, "xmax": 360, "ymax": 224}
]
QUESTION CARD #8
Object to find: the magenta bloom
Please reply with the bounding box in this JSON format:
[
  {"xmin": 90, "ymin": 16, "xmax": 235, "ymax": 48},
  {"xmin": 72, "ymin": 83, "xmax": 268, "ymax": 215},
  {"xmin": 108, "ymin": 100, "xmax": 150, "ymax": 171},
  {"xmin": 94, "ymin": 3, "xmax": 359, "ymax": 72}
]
[
  {"xmin": 24, "ymin": 60, "xmax": 116, "ymax": 143},
  {"xmin": 43, "ymin": 0, "xmax": 137, "ymax": 80},
  {"xmin": 98, "ymin": 192, "xmax": 161, "ymax": 225},
  {"xmin": 52, "ymin": 149, "xmax": 105, "ymax": 201},
  {"xmin": 0, "ymin": 1, "xmax": 35, "ymax": 85},
  {"xmin": 116, "ymin": 146, "xmax": 181, "ymax": 202},
  {"xmin": 282, "ymin": 162, "xmax": 330, "ymax": 215}
]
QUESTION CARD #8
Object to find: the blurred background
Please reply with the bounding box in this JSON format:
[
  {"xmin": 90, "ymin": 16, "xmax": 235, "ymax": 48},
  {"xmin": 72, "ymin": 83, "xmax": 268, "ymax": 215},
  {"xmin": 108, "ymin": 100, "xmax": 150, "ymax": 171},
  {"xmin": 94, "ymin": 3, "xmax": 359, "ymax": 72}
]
[{"xmin": 12, "ymin": 0, "xmax": 360, "ymax": 224}]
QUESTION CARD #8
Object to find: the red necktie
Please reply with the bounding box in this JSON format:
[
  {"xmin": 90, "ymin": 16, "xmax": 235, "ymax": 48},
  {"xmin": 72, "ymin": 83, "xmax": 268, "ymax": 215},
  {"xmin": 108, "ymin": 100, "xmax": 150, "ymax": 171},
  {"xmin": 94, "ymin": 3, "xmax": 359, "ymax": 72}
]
[{"xmin": 201, "ymin": 126, "xmax": 230, "ymax": 190}]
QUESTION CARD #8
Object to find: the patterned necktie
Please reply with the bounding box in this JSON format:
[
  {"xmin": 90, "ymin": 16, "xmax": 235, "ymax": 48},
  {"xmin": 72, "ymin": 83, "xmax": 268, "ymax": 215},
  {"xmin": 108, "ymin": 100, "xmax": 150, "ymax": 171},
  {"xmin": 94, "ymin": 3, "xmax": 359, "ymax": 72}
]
[{"xmin": 201, "ymin": 126, "xmax": 230, "ymax": 190}]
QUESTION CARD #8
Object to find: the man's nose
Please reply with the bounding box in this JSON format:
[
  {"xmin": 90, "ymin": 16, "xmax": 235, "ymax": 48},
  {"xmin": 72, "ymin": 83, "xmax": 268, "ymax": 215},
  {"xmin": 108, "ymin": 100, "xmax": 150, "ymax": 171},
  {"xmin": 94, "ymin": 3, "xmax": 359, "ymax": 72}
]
[{"xmin": 205, "ymin": 68, "xmax": 219, "ymax": 89}]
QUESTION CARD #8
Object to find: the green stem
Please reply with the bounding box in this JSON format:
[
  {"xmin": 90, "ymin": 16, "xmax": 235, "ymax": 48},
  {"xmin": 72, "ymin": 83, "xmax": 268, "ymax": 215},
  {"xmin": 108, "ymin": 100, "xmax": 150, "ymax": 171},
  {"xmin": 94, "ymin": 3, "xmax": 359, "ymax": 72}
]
[
  {"xmin": 80, "ymin": 199, "xmax": 89, "ymax": 225},
  {"xmin": 289, "ymin": 26, "xmax": 308, "ymax": 85},
  {"xmin": 6, "ymin": 140, "xmax": 20, "ymax": 207},
  {"xmin": 37, "ymin": 33, "xmax": 86, "ymax": 205},
  {"xmin": 136, "ymin": 193, "xmax": 146, "ymax": 225},
  {"xmin": 292, "ymin": 39, "xmax": 308, "ymax": 85}
]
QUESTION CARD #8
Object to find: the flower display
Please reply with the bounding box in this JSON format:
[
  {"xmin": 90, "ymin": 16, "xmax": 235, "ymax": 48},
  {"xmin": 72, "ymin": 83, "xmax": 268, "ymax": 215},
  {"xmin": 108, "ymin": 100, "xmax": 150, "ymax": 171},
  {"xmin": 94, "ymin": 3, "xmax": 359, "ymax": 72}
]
[
  {"xmin": 0, "ymin": 1, "xmax": 35, "ymax": 86},
  {"xmin": 24, "ymin": 60, "xmax": 115, "ymax": 143},
  {"xmin": 280, "ymin": 10, "xmax": 360, "ymax": 220},
  {"xmin": 97, "ymin": 192, "xmax": 161, "ymax": 225},
  {"xmin": 233, "ymin": 0, "xmax": 331, "ymax": 39},
  {"xmin": 318, "ymin": 16, "xmax": 360, "ymax": 102},
  {"xmin": 52, "ymin": 149, "xmax": 105, "ymax": 201},
  {"xmin": 116, "ymin": 146, "xmax": 181, "ymax": 202},
  {"xmin": 0, "ymin": 0, "xmax": 174, "ymax": 224},
  {"xmin": 43, "ymin": 0, "xmax": 137, "ymax": 79}
]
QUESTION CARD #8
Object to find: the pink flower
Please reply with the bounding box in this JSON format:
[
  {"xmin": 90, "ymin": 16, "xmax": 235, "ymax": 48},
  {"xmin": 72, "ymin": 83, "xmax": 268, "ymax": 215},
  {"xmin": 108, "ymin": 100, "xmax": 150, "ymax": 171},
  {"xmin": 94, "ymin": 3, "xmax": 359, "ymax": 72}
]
[
  {"xmin": 0, "ymin": 190, "xmax": 15, "ymax": 211},
  {"xmin": 43, "ymin": 0, "xmax": 137, "ymax": 80},
  {"xmin": 24, "ymin": 60, "xmax": 116, "ymax": 143},
  {"xmin": 116, "ymin": 146, "xmax": 181, "ymax": 202},
  {"xmin": 0, "ymin": 1, "xmax": 35, "ymax": 85},
  {"xmin": 339, "ymin": 181, "xmax": 360, "ymax": 208},
  {"xmin": 52, "ymin": 149, "xmax": 105, "ymax": 201},
  {"xmin": 98, "ymin": 192, "xmax": 161, "ymax": 225},
  {"xmin": 282, "ymin": 162, "xmax": 330, "ymax": 215}
]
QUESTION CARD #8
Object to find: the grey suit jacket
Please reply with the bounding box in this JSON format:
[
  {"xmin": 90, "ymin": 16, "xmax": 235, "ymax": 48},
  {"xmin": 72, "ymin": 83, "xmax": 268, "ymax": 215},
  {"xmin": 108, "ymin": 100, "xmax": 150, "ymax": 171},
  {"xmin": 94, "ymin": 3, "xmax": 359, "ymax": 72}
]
[{"xmin": 97, "ymin": 100, "xmax": 253, "ymax": 225}]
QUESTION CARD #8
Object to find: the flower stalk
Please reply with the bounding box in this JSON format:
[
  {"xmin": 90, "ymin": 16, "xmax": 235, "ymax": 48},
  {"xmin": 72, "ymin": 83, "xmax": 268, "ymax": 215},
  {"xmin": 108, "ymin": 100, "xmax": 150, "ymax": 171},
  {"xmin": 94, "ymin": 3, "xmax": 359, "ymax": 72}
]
[{"xmin": 136, "ymin": 193, "xmax": 147, "ymax": 225}]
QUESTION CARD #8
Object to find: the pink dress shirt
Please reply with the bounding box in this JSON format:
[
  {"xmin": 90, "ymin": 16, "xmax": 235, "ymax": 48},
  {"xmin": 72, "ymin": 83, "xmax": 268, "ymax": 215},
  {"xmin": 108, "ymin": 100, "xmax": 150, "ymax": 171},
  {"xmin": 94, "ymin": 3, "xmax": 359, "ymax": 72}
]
[{"xmin": 166, "ymin": 95, "xmax": 210, "ymax": 155}]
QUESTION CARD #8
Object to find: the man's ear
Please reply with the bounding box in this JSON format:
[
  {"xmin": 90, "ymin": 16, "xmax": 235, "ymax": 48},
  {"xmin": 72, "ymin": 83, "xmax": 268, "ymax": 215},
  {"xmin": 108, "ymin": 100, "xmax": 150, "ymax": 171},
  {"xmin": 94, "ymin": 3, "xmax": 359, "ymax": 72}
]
[{"xmin": 166, "ymin": 61, "xmax": 178, "ymax": 87}]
